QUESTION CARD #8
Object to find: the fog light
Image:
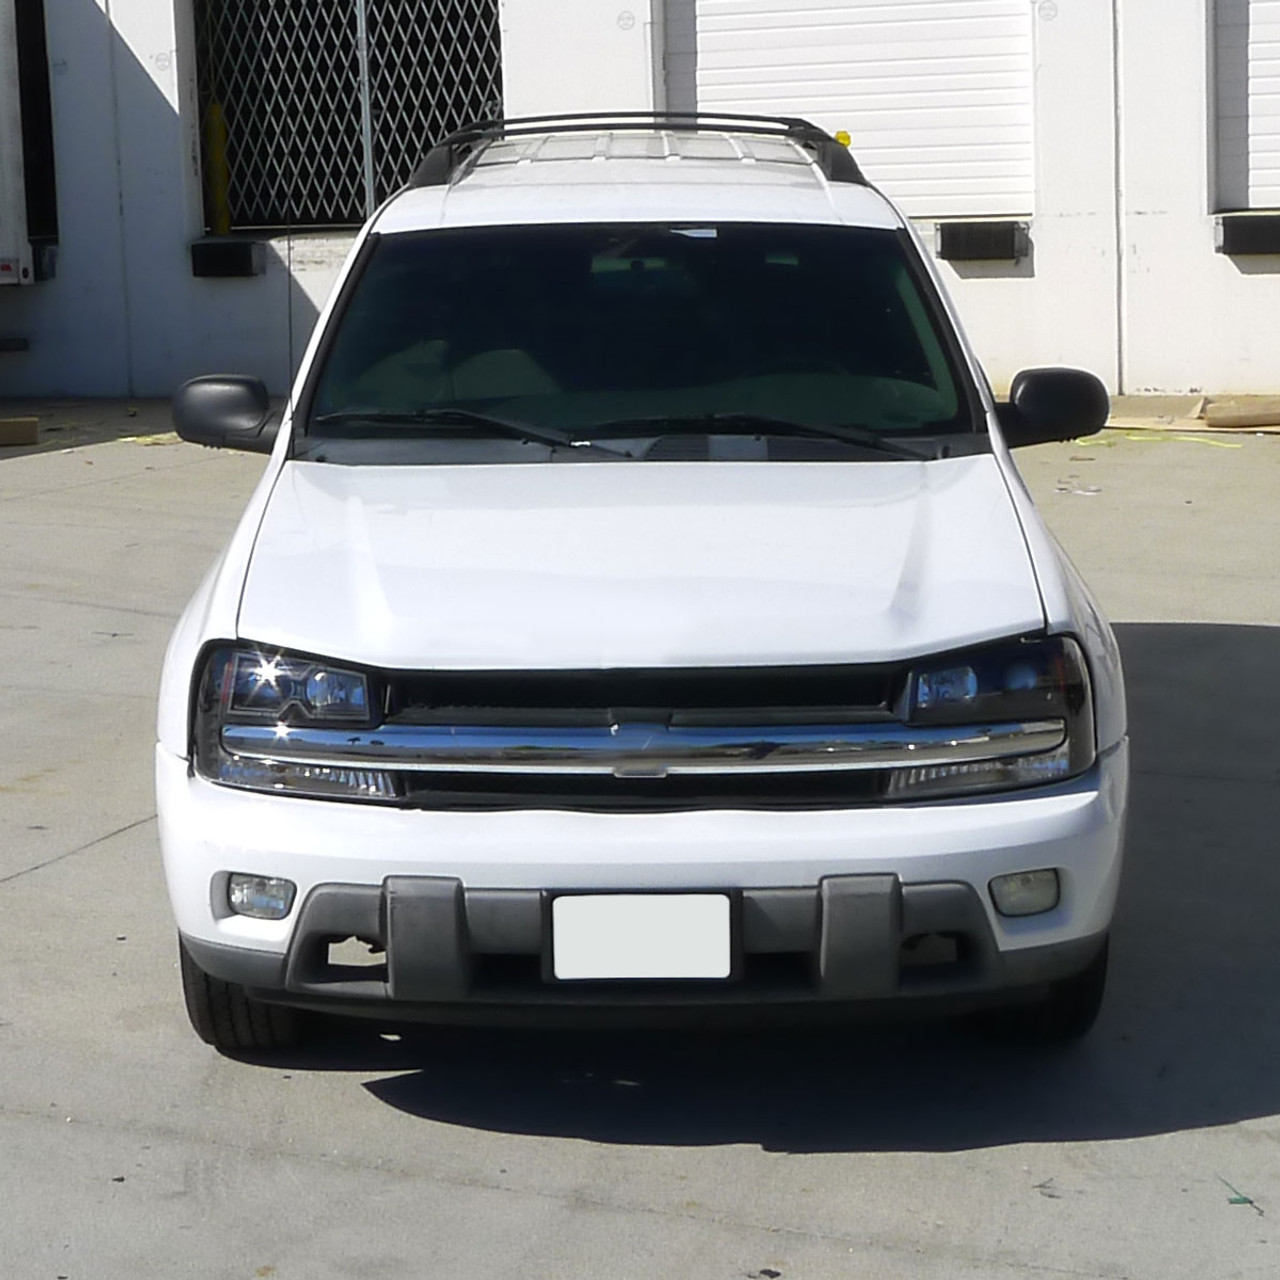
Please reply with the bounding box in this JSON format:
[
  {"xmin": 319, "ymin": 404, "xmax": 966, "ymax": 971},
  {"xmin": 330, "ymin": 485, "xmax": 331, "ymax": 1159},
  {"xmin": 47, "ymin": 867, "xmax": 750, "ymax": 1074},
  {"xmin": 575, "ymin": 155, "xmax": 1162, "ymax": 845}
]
[
  {"xmin": 989, "ymin": 869, "xmax": 1060, "ymax": 918},
  {"xmin": 228, "ymin": 873, "xmax": 296, "ymax": 920}
]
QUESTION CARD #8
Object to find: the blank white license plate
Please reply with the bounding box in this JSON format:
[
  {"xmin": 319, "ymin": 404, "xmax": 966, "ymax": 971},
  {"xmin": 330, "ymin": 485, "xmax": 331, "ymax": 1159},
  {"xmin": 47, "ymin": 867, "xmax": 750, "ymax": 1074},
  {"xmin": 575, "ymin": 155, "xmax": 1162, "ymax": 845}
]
[{"xmin": 552, "ymin": 894, "xmax": 732, "ymax": 980}]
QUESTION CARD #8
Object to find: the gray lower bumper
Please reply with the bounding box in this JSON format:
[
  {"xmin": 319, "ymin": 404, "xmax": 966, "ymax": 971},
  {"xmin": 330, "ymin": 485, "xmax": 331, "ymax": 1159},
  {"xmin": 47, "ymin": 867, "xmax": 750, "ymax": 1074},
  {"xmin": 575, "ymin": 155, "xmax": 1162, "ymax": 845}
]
[{"xmin": 182, "ymin": 875, "xmax": 1107, "ymax": 1024}]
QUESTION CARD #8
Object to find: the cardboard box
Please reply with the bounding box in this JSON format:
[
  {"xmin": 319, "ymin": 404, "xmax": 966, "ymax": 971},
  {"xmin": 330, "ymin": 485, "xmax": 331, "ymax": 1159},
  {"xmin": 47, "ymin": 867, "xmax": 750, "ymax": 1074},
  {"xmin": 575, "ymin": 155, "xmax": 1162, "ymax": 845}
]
[{"xmin": 0, "ymin": 417, "xmax": 39, "ymax": 446}]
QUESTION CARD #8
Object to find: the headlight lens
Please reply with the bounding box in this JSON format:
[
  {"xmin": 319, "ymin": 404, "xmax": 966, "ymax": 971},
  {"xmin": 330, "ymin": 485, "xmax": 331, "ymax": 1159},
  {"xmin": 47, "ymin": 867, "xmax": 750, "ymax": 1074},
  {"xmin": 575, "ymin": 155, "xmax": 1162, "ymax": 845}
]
[
  {"xmin": 222, "ymin": 650, "xmax": 370, "ymax": 720},
  {"xmin": 886, "ymin": 635, "xmax": 1095, "ymax": 799},
  {"xmin": 193, "ymin": 645, "xmax": 397, "ymax": 801}
]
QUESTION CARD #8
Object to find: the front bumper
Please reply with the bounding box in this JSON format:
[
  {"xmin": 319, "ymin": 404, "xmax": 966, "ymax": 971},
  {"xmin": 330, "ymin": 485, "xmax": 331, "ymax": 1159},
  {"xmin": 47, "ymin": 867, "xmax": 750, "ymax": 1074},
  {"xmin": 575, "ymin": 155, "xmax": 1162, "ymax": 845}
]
[
  {"xmin": 158, "ymin": 738, "xmax": 1127, "ymax": 1021},
  {"xmin": 181, "ymin": 876, "xmax": 1109, "ymax": 1025}
]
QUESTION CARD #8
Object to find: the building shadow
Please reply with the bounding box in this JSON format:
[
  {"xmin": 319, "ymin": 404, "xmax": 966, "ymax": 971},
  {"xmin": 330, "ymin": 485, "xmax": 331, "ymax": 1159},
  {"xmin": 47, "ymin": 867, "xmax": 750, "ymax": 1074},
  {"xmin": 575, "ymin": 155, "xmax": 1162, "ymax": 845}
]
[
  {"xmin": 246, "ymin": 622, "xmax": 1280, "ymax": 1152},
  {"xmin": 0, "ymin": 0, "xmax": 324, "ymax": 396},
  {"xmin": 0, "ymin": 397, "xmax": 178, "ymax": 459},
  {"xmin": 1226, "ymin": 253, "xmax": 1280, "ymax": 277},
  {"xmin": 942, "ymin": 236, "xmax": 1035, "ymax": 281}
]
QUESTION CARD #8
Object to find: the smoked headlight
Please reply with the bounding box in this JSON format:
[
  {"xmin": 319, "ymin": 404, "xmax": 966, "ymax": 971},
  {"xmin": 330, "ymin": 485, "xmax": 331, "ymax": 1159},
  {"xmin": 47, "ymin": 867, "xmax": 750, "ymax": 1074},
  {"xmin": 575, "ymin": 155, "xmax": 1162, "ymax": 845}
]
[
  {"xmin": 886, "ymin": 635, "xmax": 1095, "ymax": 800},
  {"xmin": 218, "ymin": 649, "xmax": 371, "ymax": 721},
  {"xmin": 192, "ymin": 645, "xmax": 397, "ymax": 801}
]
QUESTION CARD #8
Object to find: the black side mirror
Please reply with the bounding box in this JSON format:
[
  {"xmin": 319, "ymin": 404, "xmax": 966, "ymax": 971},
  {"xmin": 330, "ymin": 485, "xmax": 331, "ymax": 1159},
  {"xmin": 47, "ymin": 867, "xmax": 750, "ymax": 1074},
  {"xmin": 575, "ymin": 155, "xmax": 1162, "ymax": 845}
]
[
  {"xmin": 997, "ymin": 367, "xmax": 1110, "ymax": 447},
  {"xmin": 172, "ymin": 375, "xmax": 281, "ymax": 454}
]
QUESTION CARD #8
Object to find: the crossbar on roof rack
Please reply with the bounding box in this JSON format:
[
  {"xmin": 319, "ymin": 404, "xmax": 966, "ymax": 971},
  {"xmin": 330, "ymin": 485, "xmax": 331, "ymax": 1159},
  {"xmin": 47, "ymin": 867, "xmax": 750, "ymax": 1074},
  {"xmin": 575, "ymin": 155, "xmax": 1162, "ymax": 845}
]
[{"xmin": 407, "ymin": 111, "xmax": 864, "ymax": 189}]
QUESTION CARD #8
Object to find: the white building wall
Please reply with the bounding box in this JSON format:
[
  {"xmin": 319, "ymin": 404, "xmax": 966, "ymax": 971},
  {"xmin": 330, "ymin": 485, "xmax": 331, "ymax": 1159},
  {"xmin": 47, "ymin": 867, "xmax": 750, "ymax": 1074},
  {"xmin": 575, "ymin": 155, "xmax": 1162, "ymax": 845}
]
[
  {"xmin": 925, "ymin": 0, "xmax": 1120, "ymax": 393},
  {"xmin": 498, "ymin": 0, "xmax": 665, "ymax": 115},
  {"xmin": 1121, "ymin": 0, "xmax": 1280, "ymax": 393},
  {"xmin": 0, "ymin": 0, "xmax": 347, "ymax": 397},
  {"xmin": 2, "ymin": 0, "xmax": 1280, "ymax": 396},
  {"xmin": 2, "ymin": 0, "xmax": 130, "ymax": 390}
]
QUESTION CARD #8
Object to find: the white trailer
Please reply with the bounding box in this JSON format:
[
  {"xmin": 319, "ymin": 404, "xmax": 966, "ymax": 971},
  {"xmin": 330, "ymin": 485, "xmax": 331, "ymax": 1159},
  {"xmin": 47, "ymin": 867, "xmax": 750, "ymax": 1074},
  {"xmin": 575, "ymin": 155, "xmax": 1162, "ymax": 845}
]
[{"xmin": 0, "ymin": 0, "xmax": 32, "ymax": 285}]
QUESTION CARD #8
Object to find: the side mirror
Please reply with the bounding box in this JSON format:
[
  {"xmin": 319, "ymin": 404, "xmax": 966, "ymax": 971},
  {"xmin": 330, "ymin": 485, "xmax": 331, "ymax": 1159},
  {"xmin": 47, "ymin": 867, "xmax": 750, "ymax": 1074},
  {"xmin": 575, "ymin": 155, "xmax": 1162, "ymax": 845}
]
[
  {"xmin": 172, "ymin": 375, "xmax": 281, "ymax": 454},
  {"xmin": 996, "ymin": 367, "xmax": 1110, "ymax": 447}
]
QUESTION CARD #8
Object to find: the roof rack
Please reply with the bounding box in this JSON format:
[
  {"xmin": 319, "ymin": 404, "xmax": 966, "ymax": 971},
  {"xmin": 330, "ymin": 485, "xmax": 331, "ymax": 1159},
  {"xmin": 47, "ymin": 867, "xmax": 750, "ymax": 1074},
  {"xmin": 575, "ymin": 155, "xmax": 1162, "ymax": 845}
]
[{"xmin": 407, "ymin": 111, "xmax": 865, "ymax": 189}]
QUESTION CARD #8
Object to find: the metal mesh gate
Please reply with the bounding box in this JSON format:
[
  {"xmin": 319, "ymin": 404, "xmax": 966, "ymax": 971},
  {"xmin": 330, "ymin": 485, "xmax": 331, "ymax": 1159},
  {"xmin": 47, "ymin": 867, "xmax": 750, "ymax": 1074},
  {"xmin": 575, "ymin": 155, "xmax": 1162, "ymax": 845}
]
[{"xmin": 193, "ymin": 0, "xmax": 503, "ymax": 231}]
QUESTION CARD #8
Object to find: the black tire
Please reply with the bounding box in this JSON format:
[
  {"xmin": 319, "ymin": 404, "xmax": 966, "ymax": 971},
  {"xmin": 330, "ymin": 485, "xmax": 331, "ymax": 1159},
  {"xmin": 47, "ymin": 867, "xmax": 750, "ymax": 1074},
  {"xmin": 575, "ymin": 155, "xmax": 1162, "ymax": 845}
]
[
  {"xmin": 179, "ymin": 939, "xmax": 303, "ymax": 1053},
  {"xmin": 977, "ymin": 939, "xmax": 1109, "ymax": 1046}
]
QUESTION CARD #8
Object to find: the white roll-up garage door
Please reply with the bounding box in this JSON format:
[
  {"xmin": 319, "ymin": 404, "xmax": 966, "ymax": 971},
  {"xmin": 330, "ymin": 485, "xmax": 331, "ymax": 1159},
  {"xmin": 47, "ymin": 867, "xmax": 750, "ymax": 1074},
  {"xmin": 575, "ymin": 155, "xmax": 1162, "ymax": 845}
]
[
  {"xmin": 1216, "ymin": 0, "xmax": 1280, "ymax": 209},
  {"xmin": 695, "ymin": 0, "xmax": 1035, "ymax": 217}
]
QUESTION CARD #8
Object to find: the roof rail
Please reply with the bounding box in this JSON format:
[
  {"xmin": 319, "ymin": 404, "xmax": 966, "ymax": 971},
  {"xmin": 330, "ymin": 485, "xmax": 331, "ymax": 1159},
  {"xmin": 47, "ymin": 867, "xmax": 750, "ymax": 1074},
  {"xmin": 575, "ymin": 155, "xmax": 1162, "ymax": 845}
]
[{"xmin": 408, "ymin": 112, "xmax": 865, "ymax": 189}]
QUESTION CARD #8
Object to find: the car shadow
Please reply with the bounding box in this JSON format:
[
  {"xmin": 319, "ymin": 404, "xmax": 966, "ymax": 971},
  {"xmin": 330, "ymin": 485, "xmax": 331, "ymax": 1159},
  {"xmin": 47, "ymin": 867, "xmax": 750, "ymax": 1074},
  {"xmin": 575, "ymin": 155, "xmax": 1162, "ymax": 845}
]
[{"xmin": 271, "ymin": 622, "xmax": 1280, "ymax": 1152}]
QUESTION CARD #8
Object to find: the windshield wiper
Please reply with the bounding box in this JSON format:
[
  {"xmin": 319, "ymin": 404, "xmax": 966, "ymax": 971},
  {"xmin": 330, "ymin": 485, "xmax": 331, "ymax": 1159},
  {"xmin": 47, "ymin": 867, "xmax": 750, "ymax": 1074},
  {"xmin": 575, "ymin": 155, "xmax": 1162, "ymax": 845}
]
[
  {"xmin": 580, "ymin": 413, "xmax": 932, "ymax": 459},
  {"xmin": 310, "ymin": 409, "xmax": 633, "ymax": 458}
]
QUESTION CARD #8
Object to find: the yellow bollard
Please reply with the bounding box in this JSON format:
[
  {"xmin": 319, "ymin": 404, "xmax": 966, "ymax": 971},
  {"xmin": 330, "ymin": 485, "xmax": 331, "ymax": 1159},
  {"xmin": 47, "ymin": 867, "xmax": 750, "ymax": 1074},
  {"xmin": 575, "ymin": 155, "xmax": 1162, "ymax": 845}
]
[{"xmin": 205, "ymin": 101, "xmax": 231, "ymax": 236}]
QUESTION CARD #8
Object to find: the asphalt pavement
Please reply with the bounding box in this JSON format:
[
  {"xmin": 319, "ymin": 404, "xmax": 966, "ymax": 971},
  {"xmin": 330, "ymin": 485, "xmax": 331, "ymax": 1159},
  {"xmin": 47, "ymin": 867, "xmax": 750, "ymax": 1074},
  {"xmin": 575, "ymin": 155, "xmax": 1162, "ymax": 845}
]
[{"xmin": 2, "ymin": 399, "xmax": 1278, "ymax": 1279}]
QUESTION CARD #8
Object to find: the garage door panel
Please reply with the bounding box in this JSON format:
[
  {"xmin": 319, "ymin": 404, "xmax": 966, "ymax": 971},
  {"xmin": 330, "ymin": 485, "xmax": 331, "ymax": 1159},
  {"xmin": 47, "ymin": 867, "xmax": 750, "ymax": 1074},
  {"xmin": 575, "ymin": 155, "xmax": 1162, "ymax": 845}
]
[
  {"xmin": 699, "ymin": 79, "xmax": 1032, "ymax": 117},
  {"xmin": 1216, "ymin": 0, "xmax": 1280, "ymax": 208},
  {"xmin": 697, "ymin": 0, "xmax": 1034, "ymax": 216},
  {"xmin": 701, "ymin": 35, "xmax": 1028, "ymax": 62},
  {"xmin": 700, "ymin": 16, "xmax": 1026, "ymax": 42},
  {"xmin": 698, "ymin": 87, "xmax": 1033, "ymax": 113},
  {"xmin": 700, "ymin": 0, "xmax": 1020, "ymax": 21}
]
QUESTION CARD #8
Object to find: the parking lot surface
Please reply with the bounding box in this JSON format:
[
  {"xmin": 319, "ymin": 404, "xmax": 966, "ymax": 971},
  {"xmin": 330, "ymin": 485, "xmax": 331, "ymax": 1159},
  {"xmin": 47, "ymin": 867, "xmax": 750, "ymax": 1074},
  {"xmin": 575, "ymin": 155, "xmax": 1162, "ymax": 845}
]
[{"xmin": 2, "ymin": 400, "xmax": 1278, "ymax": 1279}]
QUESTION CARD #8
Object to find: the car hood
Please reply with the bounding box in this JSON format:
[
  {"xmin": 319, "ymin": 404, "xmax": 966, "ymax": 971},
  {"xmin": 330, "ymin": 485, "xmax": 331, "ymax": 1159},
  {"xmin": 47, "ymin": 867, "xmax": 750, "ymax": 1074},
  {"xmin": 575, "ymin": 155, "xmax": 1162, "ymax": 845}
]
[{"xmin": 237, "ymin": 456, "xmax": 1044, "ymax": 669}]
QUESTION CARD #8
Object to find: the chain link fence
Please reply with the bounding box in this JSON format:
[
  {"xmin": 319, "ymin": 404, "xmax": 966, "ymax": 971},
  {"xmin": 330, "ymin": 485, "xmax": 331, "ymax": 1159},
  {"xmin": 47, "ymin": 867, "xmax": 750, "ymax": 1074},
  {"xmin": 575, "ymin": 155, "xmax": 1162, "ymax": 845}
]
[{"xmin": 194, "ymin": 0, "xmax": 503, "ymax": 231}]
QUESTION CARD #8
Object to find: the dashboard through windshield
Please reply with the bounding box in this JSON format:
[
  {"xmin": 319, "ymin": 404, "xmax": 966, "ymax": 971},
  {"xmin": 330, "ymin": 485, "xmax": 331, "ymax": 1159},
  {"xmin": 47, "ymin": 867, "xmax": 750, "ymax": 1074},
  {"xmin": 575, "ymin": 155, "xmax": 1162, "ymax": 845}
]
[{"xmin": 301, "ymin": 222, "xmax": 980, "ymax": 463}]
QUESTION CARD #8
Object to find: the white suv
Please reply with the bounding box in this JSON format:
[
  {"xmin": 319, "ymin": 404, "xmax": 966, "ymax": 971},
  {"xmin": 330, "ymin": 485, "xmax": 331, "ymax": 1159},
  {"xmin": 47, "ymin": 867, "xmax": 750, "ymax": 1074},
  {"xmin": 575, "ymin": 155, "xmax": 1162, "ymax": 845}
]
[{"xmin": 159, "ymin": 113, "xmax": 1128, "ymax": 1053}]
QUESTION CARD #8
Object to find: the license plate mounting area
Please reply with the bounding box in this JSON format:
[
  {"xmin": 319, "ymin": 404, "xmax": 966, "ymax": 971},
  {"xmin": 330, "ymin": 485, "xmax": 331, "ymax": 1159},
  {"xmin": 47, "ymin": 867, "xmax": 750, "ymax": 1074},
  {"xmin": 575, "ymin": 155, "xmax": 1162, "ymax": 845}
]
[{"xmin": 550, "ymin": 893, "xmax": 733, "ymax": 981}]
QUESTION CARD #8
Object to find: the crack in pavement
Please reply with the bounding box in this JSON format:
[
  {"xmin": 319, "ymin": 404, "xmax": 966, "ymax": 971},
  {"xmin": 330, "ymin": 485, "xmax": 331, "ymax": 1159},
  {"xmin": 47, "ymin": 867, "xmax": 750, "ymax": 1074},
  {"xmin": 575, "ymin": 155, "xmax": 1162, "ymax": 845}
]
[
  {"xmin": 0, "ymin": 814, "xmax": 157, "ymax": 886},
  {"xmin": 0, "ymin": 589, "xmax": 180, "ymax": 623}
]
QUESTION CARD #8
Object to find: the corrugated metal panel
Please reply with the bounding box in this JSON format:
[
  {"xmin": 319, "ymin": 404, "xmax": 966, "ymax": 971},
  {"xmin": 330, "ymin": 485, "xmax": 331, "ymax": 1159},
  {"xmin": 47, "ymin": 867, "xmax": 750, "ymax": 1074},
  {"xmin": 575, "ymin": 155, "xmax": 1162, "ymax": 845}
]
[
  {"xmin": 1216, "ymin": 0, "xmax": 1280, "ymax": 209},
  {"xmin": 695, "ymin": 0, "xmax": 1034, "ymax": 216}
]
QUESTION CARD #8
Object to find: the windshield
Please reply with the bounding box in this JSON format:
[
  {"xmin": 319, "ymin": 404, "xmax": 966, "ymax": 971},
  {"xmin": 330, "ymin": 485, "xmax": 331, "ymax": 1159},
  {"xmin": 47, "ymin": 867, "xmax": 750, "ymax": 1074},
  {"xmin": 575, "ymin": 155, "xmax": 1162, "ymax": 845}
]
[{"xmin": 303, "ymin": 222, "xmax": 978, "ymax": 462}]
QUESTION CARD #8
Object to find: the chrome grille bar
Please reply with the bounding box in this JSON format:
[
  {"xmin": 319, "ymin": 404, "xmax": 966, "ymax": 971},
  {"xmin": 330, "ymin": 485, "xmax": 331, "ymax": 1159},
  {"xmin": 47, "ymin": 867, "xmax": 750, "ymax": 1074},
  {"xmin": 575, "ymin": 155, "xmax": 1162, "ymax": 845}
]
[{"xmin": 221, "ymin": 719, "xmax": 1066, "ymax": 778}]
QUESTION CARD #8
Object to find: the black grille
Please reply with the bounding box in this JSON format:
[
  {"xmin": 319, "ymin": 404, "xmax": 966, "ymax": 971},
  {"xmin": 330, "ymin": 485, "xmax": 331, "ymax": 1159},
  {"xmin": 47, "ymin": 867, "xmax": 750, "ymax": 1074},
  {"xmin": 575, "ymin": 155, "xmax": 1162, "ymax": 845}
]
[
  {"xmin": 385, "ymin": 664, "xmax": 902, "ymax": 723},
  {"xmin": 373, "ymin": 663, "xmax": 910, "ymax": 810},
  {"xmin": 398, "ymin": 769, "xmax": 888, "ymax": 812}
]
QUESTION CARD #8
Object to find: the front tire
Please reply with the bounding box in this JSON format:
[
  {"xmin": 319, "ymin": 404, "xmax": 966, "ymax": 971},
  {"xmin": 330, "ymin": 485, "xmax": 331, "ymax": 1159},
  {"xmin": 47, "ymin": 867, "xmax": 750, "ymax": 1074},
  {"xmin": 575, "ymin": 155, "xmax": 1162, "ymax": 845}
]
[
  {"xmin": 978, "ymin": 939, "xmax": 1109, "ymax": 1045},
  {"xmin": 179, "ymin": 939, "xmax": 303, "ymax": 1053}
]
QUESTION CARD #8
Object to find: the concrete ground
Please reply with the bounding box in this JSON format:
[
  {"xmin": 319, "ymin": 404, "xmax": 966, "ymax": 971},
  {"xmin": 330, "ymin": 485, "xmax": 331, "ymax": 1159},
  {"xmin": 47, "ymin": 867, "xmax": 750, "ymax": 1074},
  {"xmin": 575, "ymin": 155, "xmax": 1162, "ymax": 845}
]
[{"xmin": 2, "ymin": 399, "xmax": 1278, "ymax": 1279}]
